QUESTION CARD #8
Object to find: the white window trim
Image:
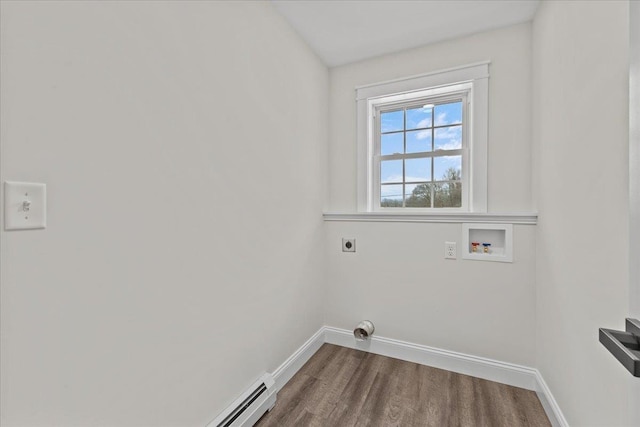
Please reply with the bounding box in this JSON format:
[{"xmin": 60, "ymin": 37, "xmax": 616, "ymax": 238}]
[
  {"xmin": 356, "ymin": 61, "xmax": 489, "ymax": 213},
  {"xmin": 322, "ymin": 212, "xmax": 537, "ymax": 225}
]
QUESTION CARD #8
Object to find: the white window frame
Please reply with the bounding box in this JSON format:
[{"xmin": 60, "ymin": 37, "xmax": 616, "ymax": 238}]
[
  {"xmin": 372, "ymin": 86, "xmax": 470, "ymax": 211},
  {"xmin": 356, "ymin": 62, "xmax": 489, "ymax": 213}
]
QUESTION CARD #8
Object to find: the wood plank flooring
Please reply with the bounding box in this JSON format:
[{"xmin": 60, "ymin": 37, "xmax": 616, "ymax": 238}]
[{"xmin": 255, "ymin": 344, "xmax": 551, "ymax": 427}]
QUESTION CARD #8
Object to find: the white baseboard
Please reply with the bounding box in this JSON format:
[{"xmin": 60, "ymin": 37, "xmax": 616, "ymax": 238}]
[
  {"xmin": 534, "ymin": 370, "xmax": 569, "ymax": 427},
  {"xmin": 270, "ymin": 325, "xmax": 568, "ymax": 427},
  {"xmin": 323, "ymin": 326, "xmax": 537, "ymax": 390},
  {"xmin": 271, "ymin": 326, "xmax": 325, "ymax": 391}
]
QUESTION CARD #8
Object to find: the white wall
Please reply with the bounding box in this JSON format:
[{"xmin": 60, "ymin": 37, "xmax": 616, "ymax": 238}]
[
  {"xmin": 533, "ymin": 1, "xmax": 632, "ymax": 425},
  {"xmin": 328, "ymin": 23, "xmax": 533, "ymax": 213},
  {"xmin": 0, "ymin": 2, "xmax": 328, "ymax": 426},
  {"xmin": 630, "ymin": 0, "xmax": 640, "ymax": 323},
  {"xmin": 325, "ymin": 222, "xmax": 536, "ymax": 365},
  {"xmin": 325, "ymin": 24, "xmax": 537, "ymax": 366},
  {"xmin": 630, "ymin": 2, "xmax": 640, "ymax": 425}
]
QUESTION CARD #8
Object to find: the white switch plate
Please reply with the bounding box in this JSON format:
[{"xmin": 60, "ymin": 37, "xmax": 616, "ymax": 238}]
[{"xmin": 4, "ymin": 181, "xmax": 47, "ymax": 230}]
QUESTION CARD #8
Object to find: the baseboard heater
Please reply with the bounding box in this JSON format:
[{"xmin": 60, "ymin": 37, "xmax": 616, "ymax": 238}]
[{"xmin": 206, "ymin": 373, "xmax": 277, "ymax": 427}]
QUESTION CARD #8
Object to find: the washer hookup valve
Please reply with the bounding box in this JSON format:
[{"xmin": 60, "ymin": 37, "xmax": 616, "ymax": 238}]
[
  {"xmin": 471, "ymin": 242, "xmax": 480, "ymax": 253},
  {"xmin": 482, "ymin": 243, "xmax": 492, "ymax": 253}
]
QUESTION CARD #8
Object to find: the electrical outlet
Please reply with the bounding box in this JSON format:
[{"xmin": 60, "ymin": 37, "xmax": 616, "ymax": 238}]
[
  {"xmin": 342, "ymin": 238, "xmax": 356, "ymax": 252},
  {"xmin": 445, "ymin": 241, "xmax": 457, "ymax": 259}
]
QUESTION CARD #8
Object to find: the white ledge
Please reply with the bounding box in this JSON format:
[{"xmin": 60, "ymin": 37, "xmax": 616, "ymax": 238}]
[{"xmin": 323, "ymin": 212, "xmax": 538, "ymax": 225}]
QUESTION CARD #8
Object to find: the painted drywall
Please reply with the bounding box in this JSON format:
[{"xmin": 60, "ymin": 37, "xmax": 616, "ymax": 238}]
[
  {"xmin": 533, "ymin": 1, "xmax": 632, "ymax": 425},
  {"xmin": 328, "ymin": 22, "xmax": 533, "ymax": 213},
  {"xmin": 630, "ymin": 2, "xmax": 640, "ymax": 425},
  {"xmin": 0, "ymin": 1, "xmax": 328, "ymax": 426},
  {"xmin": 325, "ymin": 222, "xmax": 536, "ymax": 366},
  {"xmin": 630, "ymin": 0, "xmax": 640, "ymax": 322},
  {"xmin": 325, "ymin": 24, "xmax": 536, "ymax": 367}
]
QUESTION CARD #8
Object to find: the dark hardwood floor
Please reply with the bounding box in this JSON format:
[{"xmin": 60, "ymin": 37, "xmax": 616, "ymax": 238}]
[{"xmin": 255, "ymin": 344, "xmax": 551, "ymax": 427}]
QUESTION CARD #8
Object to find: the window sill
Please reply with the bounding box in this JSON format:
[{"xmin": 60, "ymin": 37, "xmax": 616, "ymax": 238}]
[{"xmin": 322, "ymin": 212, "xmax": 537, "ymax": 225}]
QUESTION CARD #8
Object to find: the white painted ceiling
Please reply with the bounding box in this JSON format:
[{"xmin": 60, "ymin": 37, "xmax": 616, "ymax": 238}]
[{"xmin": 271, "ymin": 0, "xmax": 540, "ymax": 67}]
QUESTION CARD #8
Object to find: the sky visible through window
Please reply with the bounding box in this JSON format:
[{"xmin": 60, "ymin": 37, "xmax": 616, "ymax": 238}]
[{"xmin": 379, "ymin": 101, "xmax": 463, "ymax": 206}]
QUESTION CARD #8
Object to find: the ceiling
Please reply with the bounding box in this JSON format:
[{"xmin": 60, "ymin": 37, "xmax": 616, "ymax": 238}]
[{"xmin": 271, "ymin": 0, "xmax": 540, "ymax": 67}]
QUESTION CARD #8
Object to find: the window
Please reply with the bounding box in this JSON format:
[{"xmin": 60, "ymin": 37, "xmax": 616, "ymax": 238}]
[
  {"xmin": 377, "ymin": 93, "xmax": 466, "ymax": 209},
  {"xmin": 356, "ymin": 62, "xmax": 489, "ymax": 212}
]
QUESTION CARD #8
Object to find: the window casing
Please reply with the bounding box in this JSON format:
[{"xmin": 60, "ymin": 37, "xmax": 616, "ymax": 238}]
[{"xmin": 356, "ymin": 62, "xmax": 489, "ymax": 213}]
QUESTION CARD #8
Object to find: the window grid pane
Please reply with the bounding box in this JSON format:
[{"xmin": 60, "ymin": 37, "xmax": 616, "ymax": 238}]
[
  {"xmin": 406, "ymin": 106, "xmax": 433, "ymax": 130},
  {"xmin": 380, "ymin": 110, "xmax": 404, "ymax": 133}
]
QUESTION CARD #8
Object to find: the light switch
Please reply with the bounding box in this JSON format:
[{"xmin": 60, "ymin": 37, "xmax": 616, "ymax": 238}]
[{"xmin": 4, "ymin": 181, "xmax": 46, "ymax": 230}]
